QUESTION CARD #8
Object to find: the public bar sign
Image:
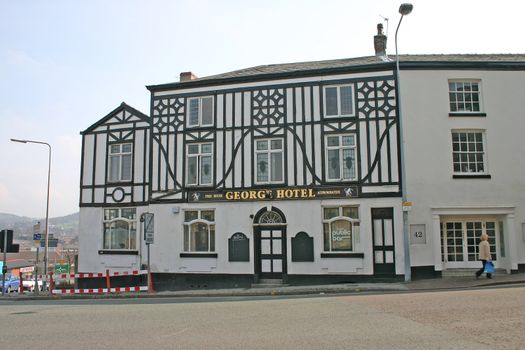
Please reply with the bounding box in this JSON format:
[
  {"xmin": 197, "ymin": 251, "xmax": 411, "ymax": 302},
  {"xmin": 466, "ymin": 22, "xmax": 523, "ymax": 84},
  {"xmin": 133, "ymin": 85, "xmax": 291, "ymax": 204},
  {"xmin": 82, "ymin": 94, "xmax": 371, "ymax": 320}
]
[{"xmin": 188, "ymin": 186, "xmax": 359, "ymax": 203}]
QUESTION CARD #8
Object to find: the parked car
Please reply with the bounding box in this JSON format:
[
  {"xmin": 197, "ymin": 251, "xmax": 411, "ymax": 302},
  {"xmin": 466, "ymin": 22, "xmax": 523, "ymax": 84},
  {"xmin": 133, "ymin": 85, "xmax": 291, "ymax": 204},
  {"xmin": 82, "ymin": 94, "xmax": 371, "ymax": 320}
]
[
  {"xmin": 1, "ymin": 274, "xmax": 20, "ymax": 293},
  {"xmin": 22, "ymin": 278, "xmax": 43, "ymax": 292}
]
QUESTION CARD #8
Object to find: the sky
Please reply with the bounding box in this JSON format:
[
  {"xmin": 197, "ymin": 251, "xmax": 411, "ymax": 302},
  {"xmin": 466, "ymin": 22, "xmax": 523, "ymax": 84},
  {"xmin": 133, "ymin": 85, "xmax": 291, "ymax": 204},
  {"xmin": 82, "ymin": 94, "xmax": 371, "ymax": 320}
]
[{"xmin": 0, "ymin": 0, "xmax": 523, "ymax": 218}]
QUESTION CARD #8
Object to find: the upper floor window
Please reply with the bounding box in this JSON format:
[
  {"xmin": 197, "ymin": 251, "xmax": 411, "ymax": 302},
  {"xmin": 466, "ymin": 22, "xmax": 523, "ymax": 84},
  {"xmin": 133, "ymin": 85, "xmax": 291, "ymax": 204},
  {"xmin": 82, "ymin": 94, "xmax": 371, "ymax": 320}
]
[
  {"xmin": 187, "ymin": 142, "xmax": 213, "ymax": 186},
  {"xmin": 325, "ymin": 134, "xmax": 357, "ymax": 182},
  {"xmin": 255, "ymin": 139, "xmax": 284, "ymax": 184},
  {"xmin": 109, "ymin": 143, "xmax": 132, "ymax": 182},
  {"xmin": 188, "ymin": 96, "xmax": 213, "ymax": 127},
  {"xmin": 103, "ymin": 208, "xmax": 136, "ymax": 250},
  {"xmin": 323, "ymin": 206, "xmax": 359, "ymax": 252},
  {"xmin": 324, "ymin": 85, "xmax": 355, "ymax": 117},
  {"xmin": 183, "ymin": 209, "xmax": 215, "ymax": 252},
  {"xmin": 449, "ymin": 81, "xmax": 482, "ymax": 113},
  {"xmin": 452, "ymin": 131, "xmax": 486, "ymax": 174}
]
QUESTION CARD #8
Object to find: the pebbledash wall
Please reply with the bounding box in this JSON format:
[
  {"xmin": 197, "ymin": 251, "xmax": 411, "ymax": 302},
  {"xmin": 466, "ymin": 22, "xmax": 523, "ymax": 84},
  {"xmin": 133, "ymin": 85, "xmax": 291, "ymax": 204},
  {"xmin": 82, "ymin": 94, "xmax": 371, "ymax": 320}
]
[{"xmin": 78, "ymin": 54, "xmax": 525, "ymax": 290}]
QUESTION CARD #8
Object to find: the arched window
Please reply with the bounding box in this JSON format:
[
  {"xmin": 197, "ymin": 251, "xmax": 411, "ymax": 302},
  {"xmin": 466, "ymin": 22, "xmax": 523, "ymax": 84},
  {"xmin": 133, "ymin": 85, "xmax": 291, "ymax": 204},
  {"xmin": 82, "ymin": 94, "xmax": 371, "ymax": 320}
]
[
  {"xmin": 183, "ymin": 210, "xmax": 215, "ymax": 252},
  {"xmin": 258, "ymin": 211, "xmax": 284, "ymax": 224},
  {"xmin": 322, "ymin": 207, "xmax": 359, "ymax": 252},
  {"xmin": 103, "ymin": 208, "xmax": 137, "ymax": 250}
]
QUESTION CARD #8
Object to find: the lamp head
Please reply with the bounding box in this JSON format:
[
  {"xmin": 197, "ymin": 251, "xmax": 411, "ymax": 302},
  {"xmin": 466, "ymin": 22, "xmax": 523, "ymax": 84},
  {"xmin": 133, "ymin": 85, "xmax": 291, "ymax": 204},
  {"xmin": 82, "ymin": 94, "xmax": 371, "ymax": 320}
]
[
  {"xmin": 10, "ymin": 138, "xmax": 27, "ymax": 143},
  {"xmin": 399, "ymin": 3, "xmax": 413, "ymax": 16}
]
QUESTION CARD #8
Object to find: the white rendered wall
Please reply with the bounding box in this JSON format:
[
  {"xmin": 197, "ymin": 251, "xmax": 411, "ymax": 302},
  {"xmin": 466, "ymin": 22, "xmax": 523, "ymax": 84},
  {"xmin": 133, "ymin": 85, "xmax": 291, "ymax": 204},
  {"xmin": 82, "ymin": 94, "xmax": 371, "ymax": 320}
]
[
  {"xmin": 400, "ymin": 69, "xmax": 525, "ymax": 270},
  {"xmin": 146, "ymin": 197, "xmax": 403, "ymax": 276}
]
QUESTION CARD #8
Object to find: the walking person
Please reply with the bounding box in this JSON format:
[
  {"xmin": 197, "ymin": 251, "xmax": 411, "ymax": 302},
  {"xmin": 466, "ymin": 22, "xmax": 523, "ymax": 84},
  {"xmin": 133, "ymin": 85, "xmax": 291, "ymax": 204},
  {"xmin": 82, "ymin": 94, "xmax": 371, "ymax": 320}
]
[{"xmin": 475, "ymin": 233, "xmax": 492, "ymax": 279}]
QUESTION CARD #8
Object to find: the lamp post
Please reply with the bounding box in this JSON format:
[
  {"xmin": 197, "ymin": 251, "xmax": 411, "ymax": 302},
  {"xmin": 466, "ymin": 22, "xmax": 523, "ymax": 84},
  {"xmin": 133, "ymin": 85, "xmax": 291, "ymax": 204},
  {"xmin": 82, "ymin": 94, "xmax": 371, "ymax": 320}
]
[
  {"xmin": 394, "ymin": 3, "xmax": 413, "ymax": 283},
  {"xmin": 11, "ymin": 138, "xmax": 51, "ymax": 291}
]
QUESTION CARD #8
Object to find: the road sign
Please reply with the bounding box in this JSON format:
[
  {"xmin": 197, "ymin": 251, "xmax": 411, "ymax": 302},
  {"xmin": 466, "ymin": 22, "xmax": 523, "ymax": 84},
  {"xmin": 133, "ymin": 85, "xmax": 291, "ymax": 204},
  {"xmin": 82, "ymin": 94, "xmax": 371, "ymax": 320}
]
[
  {"xmin": 54, "ymin": 264, "xmax": 69, "ymax": 273},
  {"xmin": 143, "ymin": 213, "xmax": 154, "ymax": 244},
  {"xmin": 40, "ymin": 238, "xmax": 58, "ymax": 248},
  {"xmin": 33, "ymin": 233, "xmax": 42, "ymax": 241}
]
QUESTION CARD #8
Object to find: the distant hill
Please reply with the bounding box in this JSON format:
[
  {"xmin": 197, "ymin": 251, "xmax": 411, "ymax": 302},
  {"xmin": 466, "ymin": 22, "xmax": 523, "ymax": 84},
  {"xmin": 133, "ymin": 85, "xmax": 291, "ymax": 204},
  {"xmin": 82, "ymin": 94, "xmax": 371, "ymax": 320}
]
[{"xmin": 0, "ymin": 212, "xmax": 79, "ymax": 249}]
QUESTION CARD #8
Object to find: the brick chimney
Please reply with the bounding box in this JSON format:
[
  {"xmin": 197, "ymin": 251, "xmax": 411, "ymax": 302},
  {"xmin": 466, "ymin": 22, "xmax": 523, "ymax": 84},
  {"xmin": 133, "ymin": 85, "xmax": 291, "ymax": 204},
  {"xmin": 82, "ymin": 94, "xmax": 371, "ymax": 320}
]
[
  {"xmin": 374, "ymin": 23, "xmax": 387, "ymax": 57},
  {"xmin": 180, "ymin": 71, "xmax": 198, "ymax": 82}
]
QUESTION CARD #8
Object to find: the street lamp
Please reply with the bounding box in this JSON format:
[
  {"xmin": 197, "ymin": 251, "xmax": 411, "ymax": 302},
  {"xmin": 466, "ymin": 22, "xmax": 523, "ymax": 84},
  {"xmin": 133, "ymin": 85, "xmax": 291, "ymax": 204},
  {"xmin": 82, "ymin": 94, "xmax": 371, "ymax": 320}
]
[
  {"xmin": 394, "ymin": 3, "xmax": 413, "ymax": 283},
  {"xmin": 11, "ymin": 138, "xmax": 52, "ymax": 291}
]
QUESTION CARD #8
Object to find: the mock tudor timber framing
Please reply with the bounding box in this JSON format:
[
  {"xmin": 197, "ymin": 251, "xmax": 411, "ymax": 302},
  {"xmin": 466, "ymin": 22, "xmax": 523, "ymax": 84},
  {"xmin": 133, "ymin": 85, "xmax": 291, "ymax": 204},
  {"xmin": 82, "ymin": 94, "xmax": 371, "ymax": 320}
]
[
  {"xmin": 80, "ymin": 103, "xmax": 150, "ymax": 207},
  {"xmin": 149, "ymin": 73, "xmax": 401, "ymax": 203}
]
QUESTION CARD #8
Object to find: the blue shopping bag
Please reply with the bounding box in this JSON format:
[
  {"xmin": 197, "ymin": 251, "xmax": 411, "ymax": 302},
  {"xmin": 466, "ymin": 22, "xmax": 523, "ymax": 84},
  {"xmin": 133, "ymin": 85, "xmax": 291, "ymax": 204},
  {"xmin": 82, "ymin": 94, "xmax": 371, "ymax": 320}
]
[{"xmin": 484, "ymin": 261, "xmax": 495, "ymax": 274}]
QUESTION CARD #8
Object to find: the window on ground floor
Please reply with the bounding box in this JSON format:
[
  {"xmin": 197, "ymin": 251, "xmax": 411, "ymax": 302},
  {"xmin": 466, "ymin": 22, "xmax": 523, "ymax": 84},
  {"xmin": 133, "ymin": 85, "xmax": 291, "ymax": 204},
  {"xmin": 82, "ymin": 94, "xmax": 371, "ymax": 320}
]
[
  {"xmin": 441, "ymin": 220, "xmax": 498, "ymax": 263},
  {"xmin": 103, "ymin": 208, "xmax": 137, "ymax": 250},
  {"xmin": 323, "ymin": 206, "xmax": 359, "ymax": 252},
  {"xmin": 183, "ymin": 209, "xmax": 215, "ymax": 252}
]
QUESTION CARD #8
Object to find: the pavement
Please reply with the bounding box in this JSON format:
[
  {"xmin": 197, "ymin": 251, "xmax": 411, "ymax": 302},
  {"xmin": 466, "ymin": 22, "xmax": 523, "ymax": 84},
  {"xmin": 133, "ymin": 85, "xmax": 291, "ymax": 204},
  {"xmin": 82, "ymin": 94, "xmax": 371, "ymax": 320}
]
[{"xmin": 2, "ymin": 271, "xmax": 525, "ymax": 300}]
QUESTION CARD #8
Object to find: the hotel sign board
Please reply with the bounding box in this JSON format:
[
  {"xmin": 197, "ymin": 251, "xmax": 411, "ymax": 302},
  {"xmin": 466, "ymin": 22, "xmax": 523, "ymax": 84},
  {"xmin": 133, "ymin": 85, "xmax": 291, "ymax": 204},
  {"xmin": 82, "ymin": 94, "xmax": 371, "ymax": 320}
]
[{"xmin": 189, "ymin": 186, "xmax": 359, "ymax": 203}]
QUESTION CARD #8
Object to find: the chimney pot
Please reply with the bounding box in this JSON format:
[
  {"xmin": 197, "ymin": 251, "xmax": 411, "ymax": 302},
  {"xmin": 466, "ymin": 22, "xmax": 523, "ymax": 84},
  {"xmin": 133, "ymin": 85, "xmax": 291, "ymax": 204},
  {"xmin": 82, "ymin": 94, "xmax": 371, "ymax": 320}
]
[
  {"xmin": 374, "ymin": 23, "xmax": 387, "ymax": 57},
  {"xmin": 180, "ymin": 71, "xmax": 198, "ymax": 82}
]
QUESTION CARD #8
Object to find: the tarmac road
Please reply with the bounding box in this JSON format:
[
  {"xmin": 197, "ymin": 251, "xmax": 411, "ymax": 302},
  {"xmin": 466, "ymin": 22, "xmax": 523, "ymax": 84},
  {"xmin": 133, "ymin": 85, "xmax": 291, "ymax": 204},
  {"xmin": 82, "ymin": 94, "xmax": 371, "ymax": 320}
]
[{"xmin": 1, "ymin": 286, "xmax": 524, "ymax": 350}]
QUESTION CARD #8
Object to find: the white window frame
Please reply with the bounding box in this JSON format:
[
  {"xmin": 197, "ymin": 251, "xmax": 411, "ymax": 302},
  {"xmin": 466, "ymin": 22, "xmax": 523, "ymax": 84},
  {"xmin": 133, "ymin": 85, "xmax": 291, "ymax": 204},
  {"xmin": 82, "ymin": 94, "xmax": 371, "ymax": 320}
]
[
  {"xmin": 322, "ymin": 206, "xmax": 360, "ymax": 252},
  {"xmin": 325, "ymin": 134, "xmax": 357, "ymax": 182},
  {"xmin": 183, "ymin": 209, "xmax": 215, "ymax": 252},
  {"xmin": 108, "ymin": 143, "xmax": 132, "ymax": 182},
  {"xmin": 448, "ymin": 80, "xmax": 483, "ymax": 113},
  {"xmin": 102, "ymin": 208, "xmax": 137, "ymax": 250},
  {"xmin": 186, "ymin": 142, "xmax": 213, "ymax": 186},
  {"xmin": 451, "ymin": 130, "xmax": 487, "ymax": 175},
  {"xmin": 254, "ymin": 138, "xmax": 285, "ymax": 184},
  {"xmin": 323, "ymin": 84, "xmax": 355, "ymax": 118},
  {"xmin": 187, "ymin": 96, "xmax": 214, "ymax": 127}
]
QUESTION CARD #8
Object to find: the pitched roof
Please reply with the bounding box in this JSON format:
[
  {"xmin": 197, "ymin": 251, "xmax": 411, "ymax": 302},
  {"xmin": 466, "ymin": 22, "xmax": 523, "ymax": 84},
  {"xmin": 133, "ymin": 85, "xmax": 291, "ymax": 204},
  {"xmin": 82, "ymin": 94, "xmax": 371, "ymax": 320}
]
[{"xmin": 147, "ymin": 54, "xmax": 525, "ymax": 91}]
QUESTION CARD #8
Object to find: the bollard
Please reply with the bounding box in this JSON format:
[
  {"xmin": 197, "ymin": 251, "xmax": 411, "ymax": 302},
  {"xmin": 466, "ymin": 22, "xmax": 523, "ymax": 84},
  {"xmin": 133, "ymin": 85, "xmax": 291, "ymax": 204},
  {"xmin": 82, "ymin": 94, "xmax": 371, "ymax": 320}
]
[
  {"xmin": 49, "ymin": 272, "xmax": 54, "ymax": 292},
  {"xmin": 148, "ymin": 271, "xmax": 154, "ymax": 293},
  {"xmin": 106, "ymin": 269, "xmax": 111, "ymax": 290}
]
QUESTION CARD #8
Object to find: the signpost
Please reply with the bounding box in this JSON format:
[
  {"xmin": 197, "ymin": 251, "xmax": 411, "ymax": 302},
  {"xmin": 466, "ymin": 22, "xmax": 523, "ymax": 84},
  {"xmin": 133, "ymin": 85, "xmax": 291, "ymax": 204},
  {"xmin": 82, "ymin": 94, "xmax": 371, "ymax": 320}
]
[
  {"xmin": 141, "ymin": 213, "xmax": 154, "ymax": 293},
  {"xmin": 33, "ymin": 222, "xmax": 40, "ymax": 295}
]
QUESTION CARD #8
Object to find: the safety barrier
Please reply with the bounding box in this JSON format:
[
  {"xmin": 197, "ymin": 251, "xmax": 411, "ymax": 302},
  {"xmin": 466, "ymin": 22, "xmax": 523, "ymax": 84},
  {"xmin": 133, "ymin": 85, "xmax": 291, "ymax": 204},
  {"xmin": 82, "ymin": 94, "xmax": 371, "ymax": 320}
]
[
  {"xmin": 50, "ymin": 269, "xmax": 152, "ymax": 294},
  {"xmin": 53, "ymin": 286, "xmax": 148, "ymax": 294}
]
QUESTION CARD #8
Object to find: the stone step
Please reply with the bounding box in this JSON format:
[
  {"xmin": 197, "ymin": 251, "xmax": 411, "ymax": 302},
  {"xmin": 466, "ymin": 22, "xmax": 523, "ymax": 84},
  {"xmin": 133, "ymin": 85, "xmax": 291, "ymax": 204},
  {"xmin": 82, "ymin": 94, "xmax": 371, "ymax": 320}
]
[{"xmin": 252, "ymin": 279, "xmax": 288, "ymax": 288}]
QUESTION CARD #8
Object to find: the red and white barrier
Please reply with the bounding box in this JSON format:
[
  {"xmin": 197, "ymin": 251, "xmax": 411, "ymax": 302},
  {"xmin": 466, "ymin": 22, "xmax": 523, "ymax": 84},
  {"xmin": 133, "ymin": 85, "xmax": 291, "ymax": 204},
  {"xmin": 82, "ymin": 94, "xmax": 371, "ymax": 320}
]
[
  {"xmin": 52, "ymin": 286, "xmax": 148, "ymax": 294},
  {"xmin": 50, "ymin": 269, "xmax": 152, "ymax": 295},
  {"xmin": 35, "ymin": 269, "xmax": 148, "ymax": 280}
]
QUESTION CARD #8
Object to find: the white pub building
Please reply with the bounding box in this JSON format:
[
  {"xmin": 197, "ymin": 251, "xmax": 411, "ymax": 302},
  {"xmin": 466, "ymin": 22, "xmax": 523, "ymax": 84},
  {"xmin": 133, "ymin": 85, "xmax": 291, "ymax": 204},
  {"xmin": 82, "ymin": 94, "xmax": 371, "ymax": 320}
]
[{"xmin": 78, "ymin": 28, "xmax": 525, "ymax": 290}]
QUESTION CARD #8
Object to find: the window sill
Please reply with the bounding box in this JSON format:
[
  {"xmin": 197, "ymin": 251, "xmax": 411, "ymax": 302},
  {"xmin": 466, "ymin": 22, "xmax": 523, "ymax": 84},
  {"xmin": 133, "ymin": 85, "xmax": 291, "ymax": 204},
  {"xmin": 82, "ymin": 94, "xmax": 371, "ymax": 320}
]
[
  {"xmin": 180, "ymin": 253, "xmax": 218, "ymax": 258},
  {"xmin": 452, "ymin": 174, "xmax": 491, "ymax": 179},
  {"xmin": 449, "ymin": 112, "xmax": 486, "ymax": 117},
  {"xmin": 321, "ymin": 252, "xmax": 364, "ymax": 258},
  {"xmin": 106, "ymin": 181, "xmax": 133, "ymax": 185},
  {"xmin": 98, "ymin": 250, "xmax": 139, "ymax": 255}
]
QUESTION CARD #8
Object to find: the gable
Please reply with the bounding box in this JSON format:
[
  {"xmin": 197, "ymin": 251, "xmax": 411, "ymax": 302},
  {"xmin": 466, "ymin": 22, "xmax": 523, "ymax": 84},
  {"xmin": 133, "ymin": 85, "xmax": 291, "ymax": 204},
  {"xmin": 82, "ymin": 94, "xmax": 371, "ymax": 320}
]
[{"xmin": 81, "ymin": 102, "xmax": 150, "ymax": 135}]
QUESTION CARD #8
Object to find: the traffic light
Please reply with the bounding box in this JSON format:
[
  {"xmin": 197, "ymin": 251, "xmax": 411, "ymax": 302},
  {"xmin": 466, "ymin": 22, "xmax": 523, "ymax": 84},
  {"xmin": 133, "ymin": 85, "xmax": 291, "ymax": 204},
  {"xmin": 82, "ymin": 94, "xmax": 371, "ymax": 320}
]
[{"xmin": 0, "ymin": 230, "xmax": 20, "ymax": 253}]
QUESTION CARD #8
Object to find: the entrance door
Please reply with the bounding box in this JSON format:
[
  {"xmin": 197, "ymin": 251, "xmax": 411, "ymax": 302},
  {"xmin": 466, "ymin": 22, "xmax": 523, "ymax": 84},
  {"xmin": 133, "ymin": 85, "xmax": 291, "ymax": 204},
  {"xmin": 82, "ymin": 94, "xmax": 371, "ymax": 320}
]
[
  {"xmin": 442, "ymin": 220, "xmax": 498, "ymax": 268},
  {"xmin": 255, "ymin": 227, "xmax": 287, "ymax": 279},
  {"xmin": 371, "ymin": 208, "xmax": 396, "ymax": 277}
]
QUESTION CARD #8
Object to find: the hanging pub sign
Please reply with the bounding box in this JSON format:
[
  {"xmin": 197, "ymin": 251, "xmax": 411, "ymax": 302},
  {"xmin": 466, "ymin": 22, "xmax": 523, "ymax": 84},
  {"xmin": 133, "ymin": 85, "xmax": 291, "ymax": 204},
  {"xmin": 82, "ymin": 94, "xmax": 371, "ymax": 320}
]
[{"xmin": 188, "ymin": 186, "xmax": 359, "ymax": 203}]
